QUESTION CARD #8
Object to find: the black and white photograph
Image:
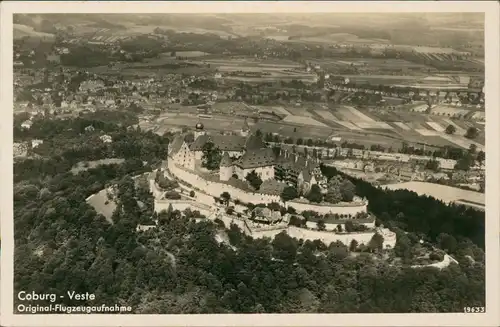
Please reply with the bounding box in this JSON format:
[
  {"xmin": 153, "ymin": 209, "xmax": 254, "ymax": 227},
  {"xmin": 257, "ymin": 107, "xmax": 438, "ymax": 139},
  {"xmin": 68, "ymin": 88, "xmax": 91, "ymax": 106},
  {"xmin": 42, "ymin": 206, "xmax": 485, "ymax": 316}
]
[{"xmin": 1, "ymin": 1, "xmax": 499, "ymax": 326}]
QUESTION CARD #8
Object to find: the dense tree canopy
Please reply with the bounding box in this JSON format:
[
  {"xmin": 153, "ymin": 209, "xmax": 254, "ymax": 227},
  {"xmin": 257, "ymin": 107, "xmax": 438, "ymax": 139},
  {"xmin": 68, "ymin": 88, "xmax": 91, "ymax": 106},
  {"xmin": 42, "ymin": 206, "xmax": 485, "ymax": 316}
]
[{"xmin": 13, "ymin": 116, "xmax": 485, "ymax": 314}]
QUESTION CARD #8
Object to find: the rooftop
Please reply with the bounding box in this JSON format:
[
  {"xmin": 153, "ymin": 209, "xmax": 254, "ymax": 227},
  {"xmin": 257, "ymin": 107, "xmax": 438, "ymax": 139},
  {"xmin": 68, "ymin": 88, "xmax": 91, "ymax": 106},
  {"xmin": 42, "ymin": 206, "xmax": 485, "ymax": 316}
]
[{"xmin": 235, "ymin": 148, "xmax": 276, "ymax": 169}]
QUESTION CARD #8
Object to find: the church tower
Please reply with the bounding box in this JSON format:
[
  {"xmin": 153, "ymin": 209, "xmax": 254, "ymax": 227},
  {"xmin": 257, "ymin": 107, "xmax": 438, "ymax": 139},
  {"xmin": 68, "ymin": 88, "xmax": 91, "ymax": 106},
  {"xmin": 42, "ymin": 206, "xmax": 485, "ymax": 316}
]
[
  {"xmin": 240, "ymin": 118, "xmax": 250, "ymax": 137},
  {"xmin": 219, "ymin": 152, "xmax": 233, "ymax": 181},
  {"xmin": 194, "ymin": 122, "xmax": 206, "ymax": 140}
]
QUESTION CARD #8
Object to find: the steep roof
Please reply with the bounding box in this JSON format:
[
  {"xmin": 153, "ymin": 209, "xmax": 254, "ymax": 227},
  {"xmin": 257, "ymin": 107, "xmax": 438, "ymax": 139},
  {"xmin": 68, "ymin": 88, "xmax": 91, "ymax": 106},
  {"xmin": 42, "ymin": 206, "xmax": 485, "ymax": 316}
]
[
  {"xmin": 189, "ymin": 134, "xmax": 247, "ymax": 152},
  {"xmin": 220, "ymin": 152, "xmax": 232, "ymax": 167},
  {"xmin": 235, "ymin": 148, "xmax": 276, "ymax": 169},
  {"xmin": 189, "ymin": 134, "xmax": 210, "ymax": 151},
  {"xmin": 245, "ymin": 134, "xmax": 267, "ymax": 150},
  {"xmin": 169, "ymin": 135, "xmax": 185, "ymax": 156},
  {"xmin": 212, "ymin": 135, "xmax": 247, "ymax": 151}
]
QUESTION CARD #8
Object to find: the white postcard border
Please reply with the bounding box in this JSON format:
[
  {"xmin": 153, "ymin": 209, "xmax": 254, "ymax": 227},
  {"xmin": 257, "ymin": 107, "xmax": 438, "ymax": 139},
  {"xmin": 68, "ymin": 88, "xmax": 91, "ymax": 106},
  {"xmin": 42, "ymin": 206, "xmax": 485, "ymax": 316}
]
[{"xmin": 1, "ymin": 1, "xmax": 499, "ymax": 326}]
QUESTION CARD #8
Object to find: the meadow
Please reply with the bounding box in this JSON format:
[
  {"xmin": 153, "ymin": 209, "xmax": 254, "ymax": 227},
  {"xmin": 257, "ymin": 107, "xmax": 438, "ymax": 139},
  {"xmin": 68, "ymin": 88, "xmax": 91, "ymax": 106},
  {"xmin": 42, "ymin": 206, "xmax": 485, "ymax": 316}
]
[
  {"xmin": 383, "ymin": 182, "xmax": 485, "ymax": 207},
  {"xmin": 71, "ymin": 158, "xmax": 125, "ymax": 175}
]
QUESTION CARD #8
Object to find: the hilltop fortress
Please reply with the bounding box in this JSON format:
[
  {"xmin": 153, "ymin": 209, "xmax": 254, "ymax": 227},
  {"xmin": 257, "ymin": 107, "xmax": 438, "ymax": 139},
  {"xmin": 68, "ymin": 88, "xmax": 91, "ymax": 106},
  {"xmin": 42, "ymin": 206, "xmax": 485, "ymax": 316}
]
[
  {"xmin": 166, "ymin": 121, "xmax": 368, "ymax": 215},
  {"xmin": 156, "ymin": 121, "xmax": 396, "ymax": 249}
]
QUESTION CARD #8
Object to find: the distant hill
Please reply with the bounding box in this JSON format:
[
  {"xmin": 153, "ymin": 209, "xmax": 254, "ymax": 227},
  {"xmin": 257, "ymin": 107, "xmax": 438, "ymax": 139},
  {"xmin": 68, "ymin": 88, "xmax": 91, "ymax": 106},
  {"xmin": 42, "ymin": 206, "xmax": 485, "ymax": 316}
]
[{"xmin": 13, "ymin": 24, "xmax": 55, "ymax": 40}]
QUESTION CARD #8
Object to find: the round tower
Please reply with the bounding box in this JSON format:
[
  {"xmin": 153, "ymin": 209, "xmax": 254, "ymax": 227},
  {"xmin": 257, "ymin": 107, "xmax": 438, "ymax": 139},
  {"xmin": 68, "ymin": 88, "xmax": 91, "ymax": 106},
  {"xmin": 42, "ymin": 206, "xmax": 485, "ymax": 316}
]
[
  {"xmin": 194, "ymin": 122, "xmax": 206, "ymax": 140},
  {"xmin": 219, "ymin": 152, "xmax": 233, "ymax": 181}
]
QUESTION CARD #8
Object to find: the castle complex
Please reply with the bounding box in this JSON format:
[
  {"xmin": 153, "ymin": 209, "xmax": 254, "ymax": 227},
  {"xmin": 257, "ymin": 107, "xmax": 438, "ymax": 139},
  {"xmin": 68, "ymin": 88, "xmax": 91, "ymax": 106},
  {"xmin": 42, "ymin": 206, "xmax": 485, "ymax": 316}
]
[
  {"xmin": 168, "ymin": 120, "xmax": 327, "ymax": 197},
  {"xmin": 158, "ymin": 122, "xmax": 396, "ymax": 249}
]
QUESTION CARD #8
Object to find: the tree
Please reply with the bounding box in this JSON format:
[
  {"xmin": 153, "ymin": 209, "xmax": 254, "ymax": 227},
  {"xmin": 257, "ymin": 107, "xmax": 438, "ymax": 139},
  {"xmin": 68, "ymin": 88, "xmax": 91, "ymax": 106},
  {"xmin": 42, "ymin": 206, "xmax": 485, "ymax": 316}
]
[
  {"xmin": 465, "ymin": 127, "xmax": 478, "ymax": 139},
  {"xmin": 281, "ymin": 186, "xmax": 298, "ymax": 202},
  {"xmin": 220, "ymin": 192, "xmax": 231, "ymax": 206},
  {"xmin": 445, "ymin": 124, "xmax": 456, "ymax": 135},
  {"xmin": 425, "ymin": 160, "xmax": 440, "ymax": 172},
  {"xmin": 316, "ymin": 219, "xmax": 326, "ymax": 231},
  {"xmin": 201, "ymin": 141, "xmax": 222, "ymax": 170},
  {"xmin": 339, "ymin": 179, "xmax": 356, "ymax": 202},
  {"xmin": 245, "ymin": 170, "xmax": 262, "ymax": 190},
  {"xmin": 307, "ymin": 184, "xmax": 323, "ymax": 203},
  {"xmin": 368, "ymin": 233, "xmax": 384, "ymax": 252},
  {"xmin": 468, "ymin": 144, "xmax": 477, "ymax": 155},
  {"xmin": 437, "ymin": 233, "xmax": 458, "ymax": 253},
  {"xmin": 349, "ymin": 239, "xmax": 358, "ymax": 252},
  {"xmin": 345, "ymin": 220, "xmax": 355, "ymax": 233},
  {"xmin": 476, "ymin": 151, "xmax": 485, "ymax": 165},
  {"xmin": 455, "ymin": 155, "xmax": 473, "ymax": 171}
]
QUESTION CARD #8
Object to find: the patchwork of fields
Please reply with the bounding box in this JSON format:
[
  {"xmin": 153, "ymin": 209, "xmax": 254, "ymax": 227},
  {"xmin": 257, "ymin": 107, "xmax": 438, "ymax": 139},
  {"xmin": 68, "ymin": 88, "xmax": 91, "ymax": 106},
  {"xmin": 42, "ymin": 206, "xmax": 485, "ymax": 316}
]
[
  {"xmin": 194, "ymin": 57, "xmax": 318, "ymax": 82},
  {"xmin": 285, "ymin": 104, "xmax": 484, "ymax": 150}
]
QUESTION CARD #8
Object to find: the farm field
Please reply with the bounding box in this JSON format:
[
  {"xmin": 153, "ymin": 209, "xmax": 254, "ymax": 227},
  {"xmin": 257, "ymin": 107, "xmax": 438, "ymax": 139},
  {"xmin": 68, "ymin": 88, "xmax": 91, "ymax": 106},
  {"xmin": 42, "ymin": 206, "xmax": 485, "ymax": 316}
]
[
  {"xmin": 439, "ymin": 134, "xmax": 484, "ymax": 151},
  {"xmin": 285, "ymin": 106, "xmax": 314, "ymax": 117},
  {"xmin": 71, "ymin": 158, "xmax": 125, "ymax": 175},
  {"xmin": 332, "ymin": 121, "xmax": 363, "ymax": 131},
  {"xmin": 268, "ymin": 106, "xmax": 292, "ymax": 116},
  {"xmin": 174, "ymin": 51, "xmax": 210, "ymax": 57},
  {"xmin": 282, "ymin": 115, "xmax": 328, "ymax": 127},
  {"xmin": 343, "ymin": 106, "xmax": 376, "ymax": 122},
  {"xmin": 156, "ymin": 113, "xmax": 247, "ymax": 132},
  {"xmin": 315, "ymin": 110, "xmax": 341, "ymax": 122},
  {"xmin": 426, "ymin": 121, "xmax": 446, "ymax": 132},
  {"xmin": 254, "ymin": 121, "xmax": 333, "ymax": 139},
  {"xmin": 393, "ymin": 122, "xmax": 412, "ymax": 131},
  {"xmin": 246, "ymin": 105, "xmax": 291, "ymax": 116},
  {"xmin": 431, "ymin": 105, "xmax": 471, "ymax": 116},
  {"xmin": 14, "ymin": 24, "xmax": 56, "ymax": 39},
  {"xmin": 119, "ymin": 23, "xmax": 236, "ymax": 38},
  {"xmin": 212, "ymin": 102, "xmax": 255, "ymax": 115},
  {"xmin": 354, "ymin": 122, "xmax": 394, "ymax": 130},
  {"xmin": 291, "ymin": 33, "xmax": 390, "ymax": 45},
  {"xmin": 382, "ymin": 182, "xmax": 485, "ymax": 207},
  {"xmin": 440, "ymin": 118, "xmax": 467, "ymax": 135},
  {"xmin": 471, "ymin": 112, "xmax": 485, "ymax": 120},
  {"xmin": 415, "ymin": 129, "xmax": 440, "ymax": 136},
  {"xmin": 224, "ymin": 74, "xmax": 317, "ymax": 83}
]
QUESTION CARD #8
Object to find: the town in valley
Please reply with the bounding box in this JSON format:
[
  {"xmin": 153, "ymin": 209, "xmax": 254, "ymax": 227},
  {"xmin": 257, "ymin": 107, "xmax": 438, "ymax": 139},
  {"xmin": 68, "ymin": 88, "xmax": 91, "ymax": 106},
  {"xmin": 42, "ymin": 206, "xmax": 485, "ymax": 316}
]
[{"xmin": 13, "ymin": 13, "xmax": 486, "ymax": 314}]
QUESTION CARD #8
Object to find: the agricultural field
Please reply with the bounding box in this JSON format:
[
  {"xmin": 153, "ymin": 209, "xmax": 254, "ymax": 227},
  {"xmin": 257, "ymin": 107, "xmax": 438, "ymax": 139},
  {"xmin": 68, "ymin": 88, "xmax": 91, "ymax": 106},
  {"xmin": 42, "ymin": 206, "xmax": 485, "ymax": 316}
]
[
  {"xmin": 285, "ymin": 106, "xmax": 314, "ymax": 118},
  {"xmin": 155, "ymin": 113, "xmax": 248, "ymax": 133},
  {"xmin": 282, "ymin": 115, "xmax": 329, "ymax": 127},
  {"xmin": 415, "ymin": 129, "xmax": 440, "ymax": 136},
  {"xmin": 254, "ymin": 121, "xmax": 333, "ymax": 139},
  {"xmin": 471, "ymin": 111, "xmax": 485, "ymax": 121},
  {"xmin": 383, "ymin": 182, "xmax": 485, "ymax": 207},
  {"xmin": 212, "ymin": 102, "xmax": 255, "ymax": 115},
  {"xmin": 439, "ymin": 134, "xmax": 484, "ymax": 151},
  {"xmin": 248, "ymin": 105, "xmax": 291, "ymax": 116},
  {"xmin": 393, "ymin": 122, "xmax": 412, "ymax": 131},
  {"xmin": 431, "ymin": 105, "xmax": 471, "ymax": 117},
  {"xmin": 315, "ymin": 109, "xmax": 341, "ymax": 122},
  {"xmin": 175, "ymin": 51, "xmax": 210, "ymax": 57},
  {"xmin": 354, "ymin": 122, "xmax": 394, "ymax": 130},
  {"xmin": 426, "ymin": 122, "xmax": 446, "ymax": 133},
  {"xmin": 440, "ymin": 118, "xmax": 467, "ymax": 135},
  {"xmin": 289, "ymin": 33, "xmax": 390, "ymax": 45},
  {"xmin": 191, "ymin": 57, "xmax": 317, "ymax": 82},
  {"xmin": 333, "ymin": 105, "xmax": 376, "ymax": 123},
  {"xmin": 14, "ymin": 24, "xmax": 55, "ymax": 39}
]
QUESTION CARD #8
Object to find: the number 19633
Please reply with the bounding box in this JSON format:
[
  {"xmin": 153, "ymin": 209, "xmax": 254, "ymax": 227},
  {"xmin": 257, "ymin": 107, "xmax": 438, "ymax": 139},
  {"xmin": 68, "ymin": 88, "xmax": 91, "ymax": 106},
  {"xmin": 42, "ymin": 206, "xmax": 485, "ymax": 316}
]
[{"xmin": 464, "ymin": 307, "xmax": 485, "ymax": 313}]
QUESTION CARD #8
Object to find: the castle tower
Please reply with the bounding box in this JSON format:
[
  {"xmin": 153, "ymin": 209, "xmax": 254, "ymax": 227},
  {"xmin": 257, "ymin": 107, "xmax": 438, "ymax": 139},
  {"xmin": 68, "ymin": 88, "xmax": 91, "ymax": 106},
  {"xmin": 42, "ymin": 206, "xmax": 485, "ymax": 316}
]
[
  {"xmin": 194, "ymin": 122, "xmax": 206, "ymax": 140},
  {"xmin": 240, "ymin": 118, "xmax": 250, "ymax": 137},
  {"xmin": 219, "ymin": 152, "xmax": 233, "ymax": 181}
]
